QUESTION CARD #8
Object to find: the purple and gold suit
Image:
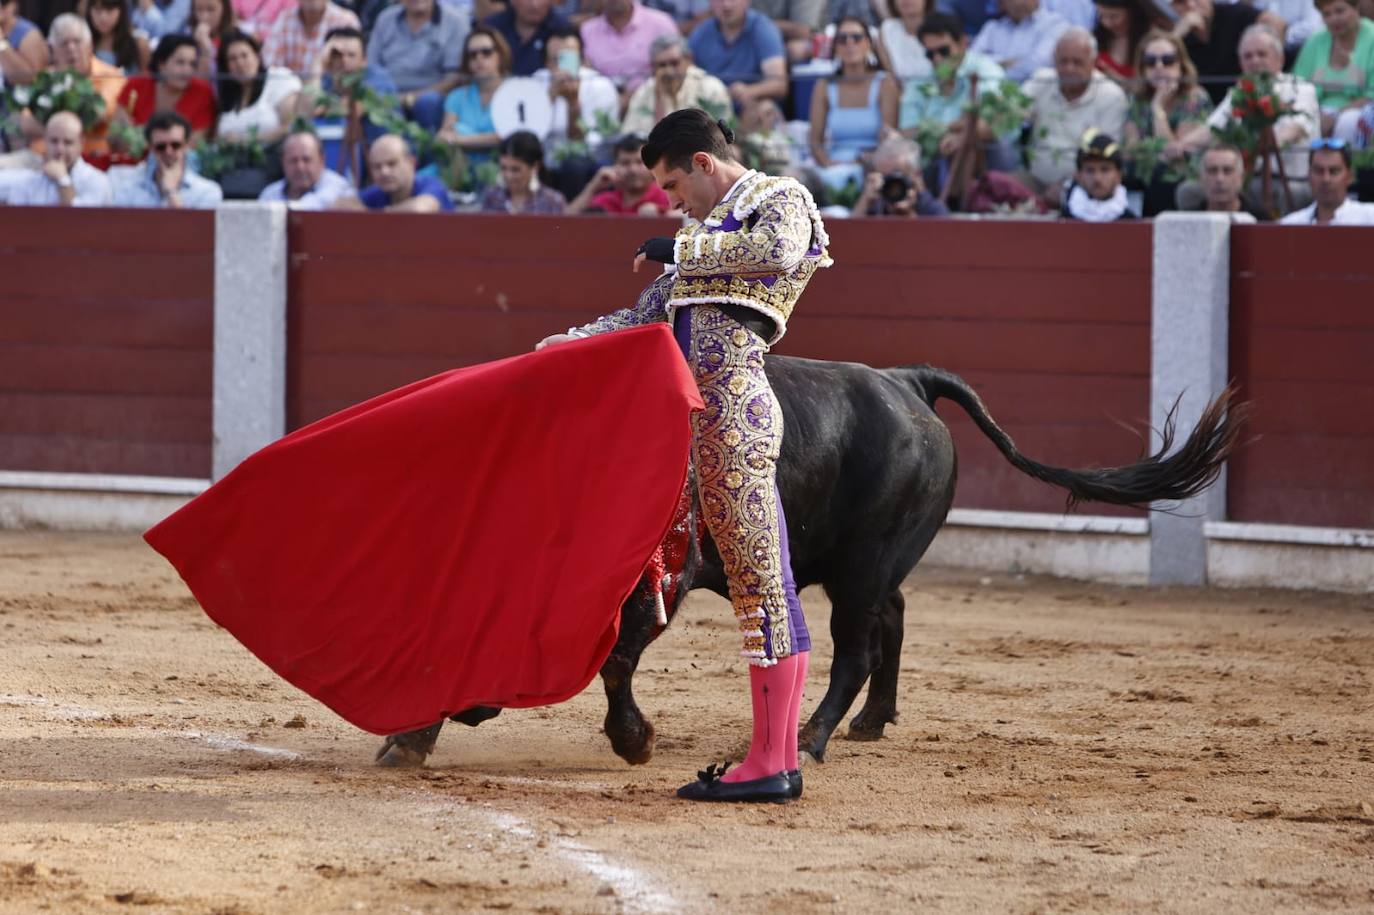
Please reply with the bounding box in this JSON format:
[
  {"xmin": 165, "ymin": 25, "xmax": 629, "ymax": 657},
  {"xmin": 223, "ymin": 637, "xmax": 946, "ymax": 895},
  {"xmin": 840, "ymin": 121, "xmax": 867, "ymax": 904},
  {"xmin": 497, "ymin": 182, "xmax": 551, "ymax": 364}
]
[{"xmin": 568, "ymin": 171, "xmax": 831, "ymax": 667}]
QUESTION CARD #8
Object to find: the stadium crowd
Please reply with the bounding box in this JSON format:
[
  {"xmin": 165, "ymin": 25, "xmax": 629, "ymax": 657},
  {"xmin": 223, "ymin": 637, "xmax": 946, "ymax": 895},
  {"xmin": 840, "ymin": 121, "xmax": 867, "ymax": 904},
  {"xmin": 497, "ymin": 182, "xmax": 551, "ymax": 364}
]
[{"xmin": 1, "ymin": 0, "xmax": 1372, "ymax": 222}]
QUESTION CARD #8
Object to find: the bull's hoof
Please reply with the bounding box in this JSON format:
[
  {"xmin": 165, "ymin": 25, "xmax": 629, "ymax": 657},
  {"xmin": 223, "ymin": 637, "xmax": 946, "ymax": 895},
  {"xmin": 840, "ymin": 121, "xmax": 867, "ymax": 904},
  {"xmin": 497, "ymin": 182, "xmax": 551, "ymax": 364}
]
[
  {"xmin": 846, "ymin": 708, "xmax": 896, "ymax": 742},
  {"xmin": 607, "ymin": 719, "xmax": 656, "ymax": 765},
  {"xmin": 797, "ymin": 724, "xmax": 827, "ymax": 764},
  {"xmin": 374, "ymin": 722, "xmax": 443, "ymax": 768},
  {"xmin": 375, "ymin": 739, "xmax": 430, "ymax": 768}
]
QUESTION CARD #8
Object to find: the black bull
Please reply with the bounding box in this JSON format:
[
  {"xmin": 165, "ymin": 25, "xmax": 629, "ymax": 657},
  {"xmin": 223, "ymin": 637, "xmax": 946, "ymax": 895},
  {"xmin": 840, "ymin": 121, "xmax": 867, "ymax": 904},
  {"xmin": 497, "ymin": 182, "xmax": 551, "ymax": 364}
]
[{"xmin": 376, "ymin": 357, "xmax": 1241, "ymax": 767}]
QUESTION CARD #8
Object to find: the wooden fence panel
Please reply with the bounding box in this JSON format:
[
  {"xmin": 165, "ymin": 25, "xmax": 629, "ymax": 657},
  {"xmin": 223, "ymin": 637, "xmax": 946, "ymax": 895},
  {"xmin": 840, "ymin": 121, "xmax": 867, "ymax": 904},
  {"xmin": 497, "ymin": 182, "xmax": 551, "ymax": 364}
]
[
  {"xmin": 1228, "ymin": 225, "xmax": 1374, "ymax": 528},
  {"xmin": 0, "ymin": 209, "xmax": 214, "ymax": 478}
]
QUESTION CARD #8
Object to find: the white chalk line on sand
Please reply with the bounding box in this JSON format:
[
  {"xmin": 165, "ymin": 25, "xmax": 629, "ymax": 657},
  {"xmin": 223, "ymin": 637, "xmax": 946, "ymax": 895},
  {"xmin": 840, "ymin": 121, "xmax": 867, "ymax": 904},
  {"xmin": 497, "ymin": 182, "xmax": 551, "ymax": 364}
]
[
  {"xmin": 484, "ymin": 810, "xmax": 680, "ymax": 913},
  {"xmin": 0, "ymin": 692, "xmax": 114, "ymax": 720},
  {"xmin": 174, "ymin": 731, "xmax": 304, "ymax": 759},
  {"xmin": 1, "ymin": 693, "xmax": 304, "ymax": 759},
  {"xmin": 6, "ymin": 691, "xmax": 677, "ymax": 908}
]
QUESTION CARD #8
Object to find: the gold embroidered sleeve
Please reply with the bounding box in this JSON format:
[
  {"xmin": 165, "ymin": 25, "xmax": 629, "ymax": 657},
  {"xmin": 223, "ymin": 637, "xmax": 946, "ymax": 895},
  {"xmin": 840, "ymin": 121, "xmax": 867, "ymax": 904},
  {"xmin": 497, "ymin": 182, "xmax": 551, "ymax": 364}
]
[
  {"xmin": 568, "ymin": 272, "xmax": 674, "ymax": 337},
  {"xmin": 673, "ymin": 187, "xmax": 814, "ymax": 279}
]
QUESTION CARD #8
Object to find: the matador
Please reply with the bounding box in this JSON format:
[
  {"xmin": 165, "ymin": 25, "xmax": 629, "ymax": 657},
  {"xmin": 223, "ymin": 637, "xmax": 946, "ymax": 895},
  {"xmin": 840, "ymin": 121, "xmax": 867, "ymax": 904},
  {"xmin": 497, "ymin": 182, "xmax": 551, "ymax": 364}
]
[{"xmin": 538, "ymin": 109, "xmax": 831, "ymax": 803}]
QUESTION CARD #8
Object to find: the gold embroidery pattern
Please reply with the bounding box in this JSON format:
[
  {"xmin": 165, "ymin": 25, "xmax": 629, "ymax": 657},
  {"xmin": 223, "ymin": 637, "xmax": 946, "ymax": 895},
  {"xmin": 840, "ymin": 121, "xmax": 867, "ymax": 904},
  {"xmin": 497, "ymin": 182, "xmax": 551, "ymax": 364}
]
[
  {"xmin": 570, "ymin": 272, "xmax": 675, "ymax": 337},
  {"xmin": 668, "ymin": 176, "xmax": 831, "ymax": 345},
  {"xmin": 687, "ymin": 305, "xmax": 792, "ymax": 665}
]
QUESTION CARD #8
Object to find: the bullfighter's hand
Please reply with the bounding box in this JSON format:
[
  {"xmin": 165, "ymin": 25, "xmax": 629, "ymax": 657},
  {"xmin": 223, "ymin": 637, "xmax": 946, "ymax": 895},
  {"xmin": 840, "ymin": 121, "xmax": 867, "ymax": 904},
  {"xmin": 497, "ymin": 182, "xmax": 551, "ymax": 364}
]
[{"xmin": 535, "ymin": 333, "xmax": 576, "ymax": 350}]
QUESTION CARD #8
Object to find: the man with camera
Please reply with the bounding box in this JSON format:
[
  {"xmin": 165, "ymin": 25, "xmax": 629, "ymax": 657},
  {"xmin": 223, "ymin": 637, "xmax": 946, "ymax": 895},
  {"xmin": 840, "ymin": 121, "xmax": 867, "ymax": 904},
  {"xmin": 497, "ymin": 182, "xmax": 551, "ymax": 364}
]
[{"xmin": 851, "ymin": 135, "xmax": 949, "ymax": 217}]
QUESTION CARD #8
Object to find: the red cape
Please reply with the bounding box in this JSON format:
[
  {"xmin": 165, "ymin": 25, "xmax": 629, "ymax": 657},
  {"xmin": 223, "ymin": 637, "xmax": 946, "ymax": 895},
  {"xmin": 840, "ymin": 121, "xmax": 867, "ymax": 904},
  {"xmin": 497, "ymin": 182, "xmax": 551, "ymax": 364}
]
[{"xmin": 145, "ymin": 326, "xmax": 703, "ymax": 735}]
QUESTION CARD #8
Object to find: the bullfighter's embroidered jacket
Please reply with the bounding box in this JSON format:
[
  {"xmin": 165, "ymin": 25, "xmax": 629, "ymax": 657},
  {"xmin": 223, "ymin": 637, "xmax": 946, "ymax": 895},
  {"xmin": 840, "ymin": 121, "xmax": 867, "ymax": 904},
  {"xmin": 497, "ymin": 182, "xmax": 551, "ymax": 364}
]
[{"xmin": 569, "ymin": 170, "xmax": 831, "ymax": 345}]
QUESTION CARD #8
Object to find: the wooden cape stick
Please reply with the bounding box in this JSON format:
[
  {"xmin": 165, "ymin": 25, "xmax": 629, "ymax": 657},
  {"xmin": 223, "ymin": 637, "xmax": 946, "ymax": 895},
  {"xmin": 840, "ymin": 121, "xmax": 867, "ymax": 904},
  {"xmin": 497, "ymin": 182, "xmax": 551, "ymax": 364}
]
[
  {"xmin": 939, "ymin": 73, "xmax": 980, "ymax": 210},
  {"xmin": 339, "ymin": 95, "xmax": 363, "ymax": 187},
  {"xmin": 1258, "ymin": 123, "xmax": 1291, "ymax": 214}
]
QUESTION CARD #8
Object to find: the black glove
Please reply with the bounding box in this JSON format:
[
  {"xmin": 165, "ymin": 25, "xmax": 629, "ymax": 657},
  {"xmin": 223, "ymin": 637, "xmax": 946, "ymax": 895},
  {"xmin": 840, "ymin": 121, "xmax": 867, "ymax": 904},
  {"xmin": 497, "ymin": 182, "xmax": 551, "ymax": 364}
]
[{"xmin": 636, "ymin": 237, "xmax": 676, "ymax": 264}]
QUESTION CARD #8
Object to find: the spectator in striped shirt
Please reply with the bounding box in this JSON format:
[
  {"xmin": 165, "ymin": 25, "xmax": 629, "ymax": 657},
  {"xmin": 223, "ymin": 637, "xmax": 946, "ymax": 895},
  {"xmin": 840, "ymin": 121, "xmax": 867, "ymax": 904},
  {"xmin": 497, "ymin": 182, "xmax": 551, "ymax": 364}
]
[{"xmin": 261, "ymin": 0, "xmax": 360, "ymax": 76}]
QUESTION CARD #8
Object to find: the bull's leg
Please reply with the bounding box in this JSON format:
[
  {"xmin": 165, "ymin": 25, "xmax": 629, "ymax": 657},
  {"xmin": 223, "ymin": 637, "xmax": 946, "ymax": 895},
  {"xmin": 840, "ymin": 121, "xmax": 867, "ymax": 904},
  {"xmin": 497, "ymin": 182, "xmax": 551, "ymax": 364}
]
[
  {"xmin": 600, "ymin": 586, "xmax": 672, "ymax": 765},
  {"xmin": 375, "ymin": 721, "xmax": 445, "ymax": 767},
  {"xmin": 601, "ymin": 649, "xmax": 655, "ymax": 765},
  {"xmin": 797, "ymin": 593, "xmax": 882, "ymax": 763},
  {"xmin": 373, "ymin": 707, "xmax": 504, "ymax": 767},
  {"xmin": 847, "ymin": 590, "xmax": 905, "ymax": 740}
]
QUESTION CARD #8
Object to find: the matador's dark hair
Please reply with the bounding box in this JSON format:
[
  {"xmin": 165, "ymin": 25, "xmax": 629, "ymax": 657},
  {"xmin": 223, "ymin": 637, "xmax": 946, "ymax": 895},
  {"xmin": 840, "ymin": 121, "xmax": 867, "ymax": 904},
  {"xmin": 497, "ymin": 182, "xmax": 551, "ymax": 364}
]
[{"xmin": 640, "ymin": 108, "xmax": 736, "ymax": 172}]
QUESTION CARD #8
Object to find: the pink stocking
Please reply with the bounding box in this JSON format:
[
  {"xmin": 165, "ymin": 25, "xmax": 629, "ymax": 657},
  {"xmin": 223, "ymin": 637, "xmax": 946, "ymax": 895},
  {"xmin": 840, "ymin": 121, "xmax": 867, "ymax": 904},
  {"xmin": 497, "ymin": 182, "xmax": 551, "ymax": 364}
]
[
  {"xmin": 722, "ymin": 653, "xmax": 801, "ymax": 783},
  {"xmin": 786, "ymin": 650, "xmax": 809, "ymax": 771}
]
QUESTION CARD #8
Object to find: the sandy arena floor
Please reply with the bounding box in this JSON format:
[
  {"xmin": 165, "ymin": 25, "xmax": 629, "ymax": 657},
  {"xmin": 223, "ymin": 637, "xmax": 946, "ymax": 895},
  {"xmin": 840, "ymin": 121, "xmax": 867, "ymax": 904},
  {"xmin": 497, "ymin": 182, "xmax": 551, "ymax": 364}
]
[{"xmin": 0, "ymin": 531, "xmax": 1371, "ymax": 914}]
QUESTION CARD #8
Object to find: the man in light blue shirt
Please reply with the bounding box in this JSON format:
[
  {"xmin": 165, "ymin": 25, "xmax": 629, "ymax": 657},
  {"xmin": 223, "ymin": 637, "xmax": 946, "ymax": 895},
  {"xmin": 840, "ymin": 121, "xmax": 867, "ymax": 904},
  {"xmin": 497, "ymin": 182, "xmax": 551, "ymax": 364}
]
[
  {"xmin": 111, "ymin": 111, "xmax": 222, "ymax": 209},
  {"xmin": 969, "ymin": 0, "xmax": 1069, "ymax": 82},
  {"xmin": 688, "ymin": 0, "xmax": 788, "ymax": 105},
  {"xmin": 900, "ymin": 11, "xmax": 1007, "ymax": 132},
  {"xmin": 259, "ymin": 132, "xmax": 354, "ymax": 210},
  {"xmin": 367, "ymin": 0, "xmax": 469, "ymax": 130}
]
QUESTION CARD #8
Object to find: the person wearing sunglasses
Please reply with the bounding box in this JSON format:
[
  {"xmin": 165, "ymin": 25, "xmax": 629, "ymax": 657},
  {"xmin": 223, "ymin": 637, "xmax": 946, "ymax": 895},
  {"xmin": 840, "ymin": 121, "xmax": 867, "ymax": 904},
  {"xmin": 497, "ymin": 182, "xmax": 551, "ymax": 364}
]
[
  {"xmin": 1280, "ymin": 138, "xmax": 1374, "ymax": 224},
  {"xmin": 437, "ymin": 27, "xmax": 512, "ymax": 166},
  {"xmin": 808, "ymin": 17, "xmax": 898, "ymax": 193},
  {"xmin": 1121, "ymin": 29, "xmax": 1210, "ymax": 215},
  {"xmin": 897, "ymin": 11, "xmax": 1006, "ymax": 154},
  {"xmin": 111, "ymin": 110, "xmax": 223, "ymax": 208}
]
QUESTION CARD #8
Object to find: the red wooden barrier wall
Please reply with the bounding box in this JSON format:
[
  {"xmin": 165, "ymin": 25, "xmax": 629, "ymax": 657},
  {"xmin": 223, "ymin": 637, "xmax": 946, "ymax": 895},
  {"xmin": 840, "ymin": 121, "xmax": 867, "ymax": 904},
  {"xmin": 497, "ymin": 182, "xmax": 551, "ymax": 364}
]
[
  {"xmin": 289, "ymin": 214, "xmax": 1151, "ymax": 516},
  {"xmin": 286, "ymin": 212, "xmax": 682, "ymax": 426},
  {"xmin": 0, "ymin": 209, "xmax": 214, "ymax": 479},
  {"xmin": 776, "ymin": 220, "xmax": 1152, "ymax": 515},
  {"xmin": 1229, "ymin": 226, "xmax": 1374, "ymax": 528}
]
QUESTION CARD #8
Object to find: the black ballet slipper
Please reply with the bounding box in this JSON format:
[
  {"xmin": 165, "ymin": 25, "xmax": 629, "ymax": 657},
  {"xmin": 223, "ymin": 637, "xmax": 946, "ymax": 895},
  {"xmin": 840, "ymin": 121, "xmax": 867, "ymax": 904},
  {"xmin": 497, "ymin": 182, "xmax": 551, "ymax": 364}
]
[
  {"xmin": 787, "ymin": 768, "xmax": 802, "ymax": 799},
  {"xmin": 676, "ymin": 762, "xmax": 791, "ymax": 803}
]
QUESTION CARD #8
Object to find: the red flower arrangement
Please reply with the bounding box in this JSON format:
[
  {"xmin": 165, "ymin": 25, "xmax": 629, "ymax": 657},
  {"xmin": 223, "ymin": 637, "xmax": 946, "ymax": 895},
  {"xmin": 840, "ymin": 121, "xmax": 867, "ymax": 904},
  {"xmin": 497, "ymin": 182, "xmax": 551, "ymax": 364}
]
[
  {"xmin": 1226, "ymin": 73, "xmax": 1292, "ymax": 130},
  {"xmin": 1210, "ymin": 71, "xmax": 1298, "ymax": 215}
]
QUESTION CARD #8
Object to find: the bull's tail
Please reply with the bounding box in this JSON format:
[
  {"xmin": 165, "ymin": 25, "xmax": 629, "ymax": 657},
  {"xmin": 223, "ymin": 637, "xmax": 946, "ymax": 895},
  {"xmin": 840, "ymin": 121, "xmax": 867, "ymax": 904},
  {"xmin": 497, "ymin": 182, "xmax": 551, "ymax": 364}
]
[{"xmin": 904, "ymin": 364, "xmax": 1246, "ymax": 510}]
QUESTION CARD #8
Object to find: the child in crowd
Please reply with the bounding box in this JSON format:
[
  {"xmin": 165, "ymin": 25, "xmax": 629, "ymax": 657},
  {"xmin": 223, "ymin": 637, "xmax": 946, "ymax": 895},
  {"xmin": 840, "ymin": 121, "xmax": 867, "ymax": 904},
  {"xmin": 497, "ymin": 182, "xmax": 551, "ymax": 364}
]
[{"xmin": 1061, "ymin": 129, "xmax": 1136, "ymax": 221}]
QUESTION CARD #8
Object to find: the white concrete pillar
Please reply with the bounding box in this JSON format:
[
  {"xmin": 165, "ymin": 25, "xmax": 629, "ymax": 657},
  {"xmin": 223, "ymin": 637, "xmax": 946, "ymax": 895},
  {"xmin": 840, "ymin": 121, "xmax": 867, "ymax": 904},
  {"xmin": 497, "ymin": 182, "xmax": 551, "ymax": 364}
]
[
  {"xmin": 1149, "ymin": 213, "xmax": 1231, "ymax": 585},
  {"xmin": 213, "ymin": 202, "xmax": 288, "ymax": 480}
]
